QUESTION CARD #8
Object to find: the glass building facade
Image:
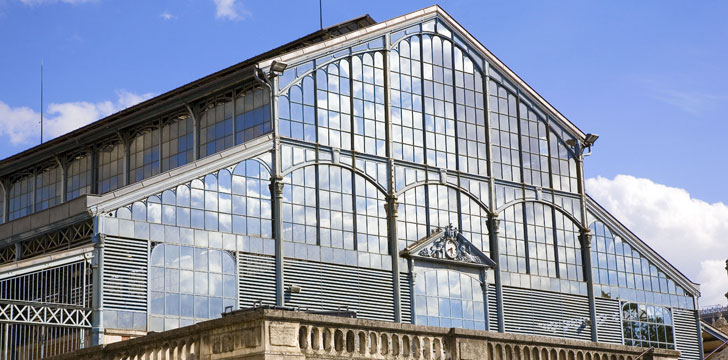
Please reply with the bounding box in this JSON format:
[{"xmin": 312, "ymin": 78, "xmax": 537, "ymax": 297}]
[{"xmin": 0, "ymin": 6, "xmax": 702, "ymax": 359}]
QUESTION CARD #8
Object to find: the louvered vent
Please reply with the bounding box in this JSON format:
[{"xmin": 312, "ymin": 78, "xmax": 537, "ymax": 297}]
[
  {"xmin": 400, "ymin": 272, "xmax": 412, "ymax": 324},
  {"xmin": 285, "ymin": 259, "xmax": 394, "ymax": 321},
  {"xmin": 239, "ymin": 253, "xmax": 276, "ymax": 308},
  {"xmin": 487, "ymin": 284, "xmax": 497, "ymax": 331},
  {"xmin": 595, "ymin": 298, "xmax": 622, "ymax": 344},
  {"xmin": 502, "ymin": 286, "xmax": 591, "ymax": 341},
  {"xmin": 103, "ymin": 236, "xmax": 147, "ymax": 311},
  {"xmin": 674, "ymin": 308, "xmax": 701, "ymax": 360}
]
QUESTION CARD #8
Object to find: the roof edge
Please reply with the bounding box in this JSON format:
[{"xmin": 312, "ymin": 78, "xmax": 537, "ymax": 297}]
[
  {"xmin": 258, "ymin": 4, "xmax": 587, "ymax": 141},
  {"xmin": 0, "ymin": 14, "xmax": 377, "ymax": 172}
]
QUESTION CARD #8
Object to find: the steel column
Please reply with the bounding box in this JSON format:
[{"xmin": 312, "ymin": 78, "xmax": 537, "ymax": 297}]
[
  {"xmin": 576, "ymin": 151, "xmax": 598, "ymax": 342},
  {"xmin": 255, "ymin": 66, "xmax": 284, "ymax": 306},
  {"xmin": 90, "ymin": 215, "xmax": 104, "ymax": 346},
  {"xmin": 387, "ymin": 194, "xmax": 401, "ymax": 322},
  {"xmin": 384, "ymin": 32, "xmax": 402, "ymax": 323},
  {"xmin": 487, "ymin": 214, "xmax": 504, "ymax": 332},
  {"xmin": 3, "ymin": 322, "xmax": 8, "ymax": 360}
]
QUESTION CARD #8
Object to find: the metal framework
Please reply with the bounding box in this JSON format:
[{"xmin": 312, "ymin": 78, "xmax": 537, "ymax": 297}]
[{"xmin": 0, "ymin": 5, "xmax": 704, "ymax": 360}]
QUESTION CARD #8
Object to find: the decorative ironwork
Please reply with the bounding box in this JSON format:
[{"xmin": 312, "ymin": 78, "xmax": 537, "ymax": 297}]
[
  {"xmin": 19, "ymin": 221, "xmax": 93, "ymax": 261},
  {"xmin": 416, "ymin": 225, "xmax": 484, "ymax": 265},
  {"xmin": 0, "ymin": 245, "xmax": 16, "ymax": 264}
]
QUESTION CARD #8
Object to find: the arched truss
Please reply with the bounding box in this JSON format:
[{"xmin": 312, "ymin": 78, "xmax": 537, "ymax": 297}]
[
  {"xmin": 395, "ymin": 180, "xmax": 490, "ymax": 214},
  {"xmin": 281, "ymin": 160, "xmax": 388, "ymax": 196},
  {"xmin": 495, "ymin": 198, "xmax": 586, "ymax": 233}
]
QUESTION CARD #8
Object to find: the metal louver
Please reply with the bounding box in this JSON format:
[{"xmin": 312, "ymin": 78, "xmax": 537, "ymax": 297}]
[
  {"xmin": 673, "ymin": 308, "xmax": 701, "ymax": 360},
  {"xmin": 595, "ymin": 298, "xmax": 623, "ymax": 344},
  {"xmin": 103, "ymin": 236, "xmax": 148, "ymax": 311},
  {"xmin": 487, "ymin": 284, "xmax": 497, "ymax": 331},
  {"xmin": 400, "ymin": 272, "xmax": 412, "ymax": 324},
  {"xmin": 238, "ymin": 253, "xmax": 276, "ymax": 308},
  {"xmin": 502, "ymin": 286, "xmax": 591, "ymax": 341},
  {"xmin": 284, "ymin": 259, "xmax": 394, "ymax": 321}
]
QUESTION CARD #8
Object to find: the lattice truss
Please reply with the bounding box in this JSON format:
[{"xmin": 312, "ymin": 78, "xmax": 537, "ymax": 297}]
[
  {"xmin": 0, "ymin": 221, "xmax": 93, "ymax": 265},
  {"xmin": 0, "ymin": 302, "xmax": 91, "ymax": 327}
]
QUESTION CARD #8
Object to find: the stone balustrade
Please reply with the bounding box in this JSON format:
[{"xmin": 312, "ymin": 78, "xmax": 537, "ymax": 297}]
[{"xmin": 48, "ymin": 308, "xmax": 680, "ymax": 360}]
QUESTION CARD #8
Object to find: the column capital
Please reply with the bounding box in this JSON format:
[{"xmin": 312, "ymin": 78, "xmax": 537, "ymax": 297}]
[
  {"xmin": 486, "ymin": 213, "xmax": 500, "ymax": 234},
  {"xmin": 579, "ymin": 228, "xmax": 592, "ymax": 246},
  {"xmin": 269, "ymin": 176, "xmax": 284, "ymax": 198},
  {"xmin": 385, "ymin": 194, "xmax": 399, "ymax": 218}
]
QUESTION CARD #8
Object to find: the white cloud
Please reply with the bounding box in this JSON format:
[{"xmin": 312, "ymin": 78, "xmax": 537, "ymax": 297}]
[
  {"xmin": 213, "ymin": 0, "xmax": 250, "ymax": 21},
  {"xmin": 587, "ymin": 175, "xmax": 728, "ymax": 307},
  {"xmin": 160, "ymin": 11, "xmax": 176, "ymax": 20},
  {"xmin": 0, "ymin": 90, "xmax": 154, "ymax": 145}
]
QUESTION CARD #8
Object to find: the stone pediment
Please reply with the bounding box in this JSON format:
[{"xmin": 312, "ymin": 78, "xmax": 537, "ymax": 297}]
[{"xmin": 400, "ymin": 224, "xmax": 496, "ymax": 268}]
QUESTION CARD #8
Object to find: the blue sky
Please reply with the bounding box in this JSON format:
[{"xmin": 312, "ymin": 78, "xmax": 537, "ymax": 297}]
[{"xmin": 1, "ymin": 0, "xmax": 727, "ymax": 305}]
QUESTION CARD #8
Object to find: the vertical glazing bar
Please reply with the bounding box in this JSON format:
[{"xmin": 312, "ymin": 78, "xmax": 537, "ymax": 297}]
[
  {"xmin": 30, "ymin": 170, "xmax": 36, "ymax": 215},
  {"xmin": 158, "ymin": 119, "xmax": 163, "ymax": 175},
  {"xmin": 185, "ymin": 104, "xmax": 199, "ymax": 161},
  {"xmin": 1, "ymin": 180, "xmax": 7, "ymax": 223},
  {"xmin": 120, "ymin": 134, "xmax": 129, "ymax": 188},
  {"xmin": 57, "ymin": 156, "xmax": 67, "ymax": 203},
  {"xmin": 90, "ymin": 146, "xmax": 99, "ymax": 194}
]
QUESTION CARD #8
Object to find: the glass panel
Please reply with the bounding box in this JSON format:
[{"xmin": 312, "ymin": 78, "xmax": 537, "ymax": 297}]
[
  {"xmin": 621, "ymin": 302, "xmax": 675, "ymax": 349},
  {"xmin": 66, "ymin": 152, "xmax": 92, "ymax": 200},
  {"xmin": 353, "ymin": 52, "xmax": 386, "ymax": 156},
  {"xmin": 98, "ymin": 141, "xmax": 124, "ymax": 194},
  {"xmin": 390, "ymin": 36, "xmax": 425, "ymax": 164},
  {"xmin": 35, "ymin": 164, "xmax": 62, "ymax": 211},
  {"xmin": 199, "ymin": 98, "xmax": 234, "ymax": 158},
  {"xmin": 129, "ymin": 128, "xmax": 160, "ymax": 183},
  {"xmin": 148, "ymin": 243, "xmax": 237, "ymax": 330},
  {"xmin": 414, "ymin": 269, "xmax": 484, "ymax": 330},
  {"xmin": 8, "ymin": 175, "xmax": 33, "ymax": 220},
  {"xmin": 590, "ymin": 219, "xmax": 691, "ymax": 309},
  {"xmin": 161, "ymin": 114, "xmax": 194, "ymax": 172},
  {"xmin": 489, "ymin": 81, "xmax": 520, "ymax": 182},
  {"xmin": 235, "ymin": 87, "xmax": 271, "ymax": 144}
]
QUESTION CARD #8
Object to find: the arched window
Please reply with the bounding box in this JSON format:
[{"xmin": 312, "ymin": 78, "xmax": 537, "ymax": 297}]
[
  {"xmin": 66, "ymin": 152, "xmax": 92, "ymax": 200},
  {"xmin": 397, "ymin": 184, "xmax": 490, "ymax": 256},
  {"xmin": 129, "ymin": 127, "xmax": 160, "ymax": 183},
  {"xmin": 98, "ymin": 141, "xmax": 124, "ymax": 194},
  {"xmin": 8, "ymin": 175, "xmax": 33, "ymax": 220},
  {"xmin": 282, "ymin": 164, "xmax": 388, "ymax": 255},
  {"xmin": 149, "ymin": 244, "xmax": 237, "ymax": 331},
  {"xmin": 414, "ymin": 269, "xmax": 485, "ymax": 330},
  {"xmin": 499, "ymin": 201, "xmax": 584, "ymax": 295},
  {"xmin": 352, "ymin": 52, "xmax": 386, "ymax": 157}
]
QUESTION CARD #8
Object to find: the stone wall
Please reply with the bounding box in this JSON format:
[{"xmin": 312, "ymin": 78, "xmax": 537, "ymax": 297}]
[{"xmin": 49, "ymin": 308, "xmax": 680, "ymax": 360}]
